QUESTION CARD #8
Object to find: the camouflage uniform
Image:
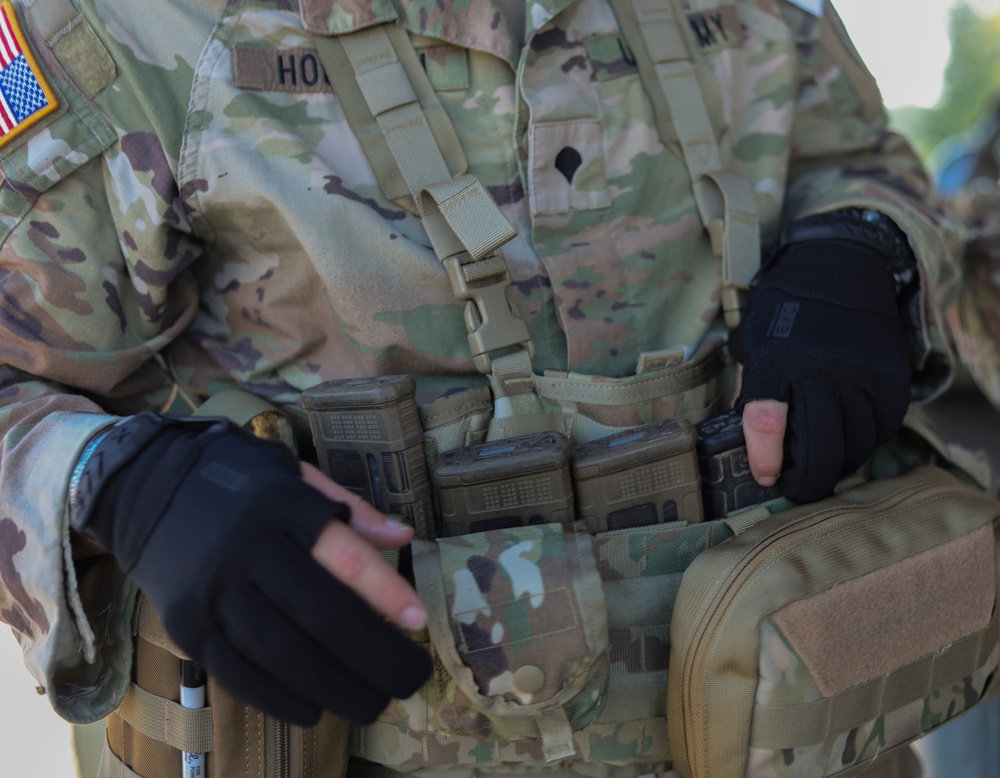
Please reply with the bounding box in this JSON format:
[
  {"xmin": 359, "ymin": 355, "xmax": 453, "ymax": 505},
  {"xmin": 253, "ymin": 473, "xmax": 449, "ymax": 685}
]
[{"xmin": 0, "ymin": 0, "xmax": 962, "ymax": 771}]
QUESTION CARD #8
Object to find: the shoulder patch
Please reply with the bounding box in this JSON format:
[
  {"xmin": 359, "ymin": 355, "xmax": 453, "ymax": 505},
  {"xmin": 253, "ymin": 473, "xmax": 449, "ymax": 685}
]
[
  {"xmin": 785, "ymin": 0, "xmax": 823, "ymax": 16},
  {"xmin": 0, "ymin": 0, "xmax": 58, "ymax": 149}
]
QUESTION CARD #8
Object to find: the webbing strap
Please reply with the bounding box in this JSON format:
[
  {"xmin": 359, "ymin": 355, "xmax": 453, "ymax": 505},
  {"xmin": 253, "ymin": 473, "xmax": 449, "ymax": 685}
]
[
  {"xmin": 419, "ymin": 176, "xmax": 516, "ymax": 261},
  {"xmin": 535, "ymin": 345, "xmax": 723, "ymax": 406},
  {"xmin": 117, "ymin": 682, "xmax": 215, "ymax": 754},
  {"xmin": 699, "ymin": 170, "xmax": 760, "ymax": 327},
  {"xmin": 312, "ymin": 25, "xmax": 466, "ymax": 210},
  {"xmin": 536, "ymin": 708, "xmax": 576, "ymax": 762},
  {"xmin": 97, "ymin": 736, "xmax": 144, "ymax": 778},
  {"xmin": 192, "ymin": 387, "xmax": 280, "ymax": 427},
  {"xmin": 749, "ymin": 612, "xmax": 1000, "ymax": 749},
  {"xmin": 611, "ymin": 0, "xmax": 759, "ymax": 326}
]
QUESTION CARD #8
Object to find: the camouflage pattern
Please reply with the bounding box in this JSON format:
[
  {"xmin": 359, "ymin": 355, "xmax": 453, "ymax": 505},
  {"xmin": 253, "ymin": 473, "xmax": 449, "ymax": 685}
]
[
  {"xmin": 359, "ymin": 520, "xmax": 731, "ymax": 771},
  {"xmin": 412, "ymin": 522, "xmax": 609, "ymax": 740},
  {"xmin": 749, "ymin": 618, "xmax": 999, "ymax": 777},
  {"xmin": 0, "ymin": 0, "xmax": 961, "ymax": 748}
]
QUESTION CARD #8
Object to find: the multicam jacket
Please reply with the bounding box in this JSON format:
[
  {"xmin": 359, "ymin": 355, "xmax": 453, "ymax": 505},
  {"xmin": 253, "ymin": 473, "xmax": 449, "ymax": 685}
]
[{"xmin": 0, "ymin": 0, "xmax": 962, "ymax": 736}]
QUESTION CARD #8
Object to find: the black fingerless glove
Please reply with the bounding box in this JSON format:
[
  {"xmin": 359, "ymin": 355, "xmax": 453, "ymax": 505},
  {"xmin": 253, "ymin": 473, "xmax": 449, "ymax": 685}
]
[
  {"xmin": 70, "ymin": 412, "xmax": 432, "ymax": 726},
  {"xmin": 732, "ymin": 209, "xmax": 916, "ymax": 503}
]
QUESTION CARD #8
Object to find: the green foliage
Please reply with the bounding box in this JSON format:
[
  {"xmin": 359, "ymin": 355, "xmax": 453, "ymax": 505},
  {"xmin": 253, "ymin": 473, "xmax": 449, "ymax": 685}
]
[{"xmin": 890, "ymin": 2, "xmax": 1000, "ymax": 165}]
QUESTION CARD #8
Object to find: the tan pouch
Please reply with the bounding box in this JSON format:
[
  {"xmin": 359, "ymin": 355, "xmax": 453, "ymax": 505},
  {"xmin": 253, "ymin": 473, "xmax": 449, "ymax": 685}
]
[
  {"xmin": 97, "ymin": 594, "xmax": 351, "ymax": 778},
  {"xmin": 668, "ymin": 467, "xmax": 1000, "ymax": 778}
]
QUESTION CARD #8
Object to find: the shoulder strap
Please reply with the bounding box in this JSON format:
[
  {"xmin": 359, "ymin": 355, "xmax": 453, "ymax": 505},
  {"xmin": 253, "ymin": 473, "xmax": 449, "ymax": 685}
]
[
  {"xmin": 313, "ymin": 22, "xmax": 548, "ymax": 428},
  {"xmin": 611, "ymin": 0, "xmax": 759, "ymax": 326}
]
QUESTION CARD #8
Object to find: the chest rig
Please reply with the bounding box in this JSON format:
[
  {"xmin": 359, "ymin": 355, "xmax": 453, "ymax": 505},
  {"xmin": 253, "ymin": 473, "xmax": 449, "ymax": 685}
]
[{"xmin": 301, "ymin": 0, "xmax": 763, "ymax": 773}]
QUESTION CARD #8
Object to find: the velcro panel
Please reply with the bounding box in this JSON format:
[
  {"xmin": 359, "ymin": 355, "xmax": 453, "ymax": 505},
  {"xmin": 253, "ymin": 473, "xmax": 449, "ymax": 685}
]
[{"xmin": 771, "ymin": 524, "xmax": 996, "ymax": 698}]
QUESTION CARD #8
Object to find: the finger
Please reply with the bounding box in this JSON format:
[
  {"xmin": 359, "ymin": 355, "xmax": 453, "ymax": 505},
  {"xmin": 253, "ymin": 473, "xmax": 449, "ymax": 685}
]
[
  {"xmin": 839, "ymin": 391, "xmax": 877, "ymax": 476},
  {"xmin": 742, "ymin": 399, "xmax": 788, "ymax": 487},
  {"xmin": 311, "ymin": 519, "xmax": 427, "ymax": 631},
  {"xmin": 300, "ymin": 462, "xmax": 414, "ymax": 549},
  {"xmin": 246, "ymin": 537, "xmax": 432, "ymax": 698},
  {"xmin": 783, "ymin": 379, "xmax": 843, "ymax": 503},
  {"xmin": 222, "ymin": 581, "xmax": 391, "ymax": 723},
  {"xmin": 202, "ymin": 630, "xmax": 322, "ymax": 727}
]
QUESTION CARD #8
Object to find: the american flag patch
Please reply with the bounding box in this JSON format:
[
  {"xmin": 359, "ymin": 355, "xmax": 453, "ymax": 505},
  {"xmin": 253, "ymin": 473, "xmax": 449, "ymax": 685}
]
[{"xmin": 0, "ymin": 0, "xmax": 57, "ymax": 148}]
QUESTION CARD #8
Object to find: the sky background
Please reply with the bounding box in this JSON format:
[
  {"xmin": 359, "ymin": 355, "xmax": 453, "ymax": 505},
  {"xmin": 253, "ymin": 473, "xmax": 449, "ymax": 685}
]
[
  {"xmin": 0, "ymin": 1, "xmax": 988, "ymax": 775},
  {"xmin": 839, "ymin": 0, "xmax": 998, "ymax": 111}
]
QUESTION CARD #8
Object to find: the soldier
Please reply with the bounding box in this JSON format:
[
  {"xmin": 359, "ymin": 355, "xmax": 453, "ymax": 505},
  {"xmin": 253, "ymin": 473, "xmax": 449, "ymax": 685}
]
[{"xmin": 0, "ymin": 0, "xmax": 975, "ymax": 776}]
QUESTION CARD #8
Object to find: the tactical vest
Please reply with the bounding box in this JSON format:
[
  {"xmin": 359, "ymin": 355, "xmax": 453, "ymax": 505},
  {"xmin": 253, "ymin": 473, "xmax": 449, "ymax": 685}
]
[{"xmin": 29, "ymin": 0, "xmax": 994, "ymax": 776}]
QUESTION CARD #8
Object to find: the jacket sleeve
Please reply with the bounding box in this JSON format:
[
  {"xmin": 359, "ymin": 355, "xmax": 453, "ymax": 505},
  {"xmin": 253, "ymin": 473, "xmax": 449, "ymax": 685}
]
[
  {"xmin": 778, "ymin": 0, "xmax": 964, "ymax": 402},
  {"xmin": 0, "ymin": 120, "xmax": 202, "ymax": 723}
]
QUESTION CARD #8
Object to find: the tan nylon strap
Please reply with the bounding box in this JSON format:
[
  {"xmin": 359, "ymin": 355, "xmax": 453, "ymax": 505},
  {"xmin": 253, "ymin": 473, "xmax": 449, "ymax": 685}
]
[
  {"xmin": 536, "ymin": 708, "xmax": 576, "ymax": 762},
  {"xmin": 699, "ymin": 170, "xmax": 761, "ymax": 328},
  {"xmin": 749, "ymin": 612, "xmax": 1000, "ymax": 749},
  {"xmin": 609, "ymin": 0, "xmax": 678, "ymax": 146},
  {"xmin": 118, "ymin": 682, "xmax": 215, "ymax": 754},
  {"xmin": 312, "ymin": 33, "xmax": 411, "ymax": 205},
  {"xmin": 316, "ymin": 22, "xmax": 467, "ymax": 209},
  {"xmin": 419, "ymin": 175, "xmax": 517, "ymax": 262},
  {"xmin": 133, "ymin": 596, "xmax": 189, "ymax": 659},
  {"xmin": 535, "ymin": 345, "xmax": 722, "ymax": 405},
  {"xmin": 629, "ymin": 0, "xmax": 721, "ymax": 178},
  {"xmin": 97, "ymin": 739, "xmax": 144, "ymax": 778},
  {"xmin": 721, "ymin": 504, "xmax": 772, "ymax": 535},
  {"xmin": 486, "ymin": 411, "xmax": 569, "ymax": 441},
  {"xmin": 611, "ymin": 0, "xmax": 760, "ymax": 325},
  {"xmin": 193, "ymin": 386, "xmax": 279, "ymax": 427},
  {"xmin": 339, "ymin": 25, "xmax": 452, "ymax": 201}
]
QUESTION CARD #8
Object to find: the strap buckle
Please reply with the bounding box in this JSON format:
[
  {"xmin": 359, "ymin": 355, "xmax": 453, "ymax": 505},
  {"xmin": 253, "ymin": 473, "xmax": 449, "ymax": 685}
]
[{"xmin": 443, "ymin": 253, "xmax": 534, "ymax": 374}]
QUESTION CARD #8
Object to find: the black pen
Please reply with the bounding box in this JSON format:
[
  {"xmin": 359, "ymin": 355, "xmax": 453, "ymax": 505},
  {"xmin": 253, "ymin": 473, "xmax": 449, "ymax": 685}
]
[{"xmin": 180, "ymin": 660, "xmax": 206, "ymax": 777}]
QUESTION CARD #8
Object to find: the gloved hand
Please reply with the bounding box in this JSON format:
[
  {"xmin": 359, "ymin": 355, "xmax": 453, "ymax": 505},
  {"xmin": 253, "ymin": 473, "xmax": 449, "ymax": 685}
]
[
  {"xmin": 70, "ymin": 412, "xmax": 432, "ymax": 726},
  {"xmin": 732, "ymin": 210, "xmax": 914, "ymax": 503}
]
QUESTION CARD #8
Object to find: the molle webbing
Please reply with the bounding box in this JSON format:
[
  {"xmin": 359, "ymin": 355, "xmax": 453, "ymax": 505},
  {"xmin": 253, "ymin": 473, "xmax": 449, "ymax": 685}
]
[{"xmin": 750, "ymin": 615, "xmax": 999, "ymax": 750}]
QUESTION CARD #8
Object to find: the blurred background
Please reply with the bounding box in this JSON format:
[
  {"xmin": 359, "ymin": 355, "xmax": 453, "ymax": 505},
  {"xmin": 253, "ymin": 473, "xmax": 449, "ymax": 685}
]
[{"xmin": 6, "ymin": 0, "xmax": 1000, "ymax": 775}]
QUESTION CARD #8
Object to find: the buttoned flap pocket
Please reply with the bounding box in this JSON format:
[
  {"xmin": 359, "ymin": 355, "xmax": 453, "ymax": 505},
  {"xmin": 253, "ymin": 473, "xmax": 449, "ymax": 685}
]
[
  {"xmin": 411, "ymin": 522, "xmax": 608, "ymax": 758},
  {"xmin": 0, "ymin": 4, "xmax": 116, "ymax": 242}
]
